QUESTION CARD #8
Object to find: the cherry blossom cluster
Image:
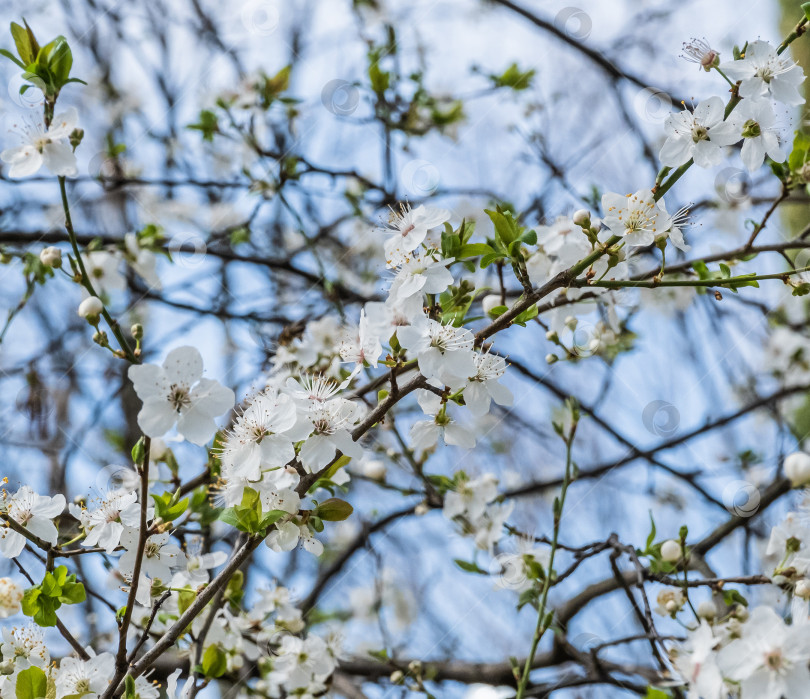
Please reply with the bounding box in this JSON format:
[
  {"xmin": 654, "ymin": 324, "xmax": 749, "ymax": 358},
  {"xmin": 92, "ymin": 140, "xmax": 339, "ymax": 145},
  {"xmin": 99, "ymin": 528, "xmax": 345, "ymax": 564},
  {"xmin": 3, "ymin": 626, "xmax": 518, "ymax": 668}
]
[{"xmin": 4, "ymin": 13, "xmax": 810, "ymax": 699}]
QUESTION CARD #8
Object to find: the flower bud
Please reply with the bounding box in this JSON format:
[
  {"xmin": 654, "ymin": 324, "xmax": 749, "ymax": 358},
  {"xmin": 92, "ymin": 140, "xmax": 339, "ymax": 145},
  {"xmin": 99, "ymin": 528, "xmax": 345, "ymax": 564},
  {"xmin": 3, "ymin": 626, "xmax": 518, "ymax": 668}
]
[
  {"xmin": 362, "ymin": 459, "xmax": 386, "ymax": 481},
  {"xmin": 796, "ymin": 579, "xmax": 810, "ymax": 600},
  {"xmin": 482, "ymin": 295, "xmax": 503, "ymax": 316},
  {"xmin": 149, "ymin": 438, "xmax": 169, "ymax": 461},
  {"xmin": 78, "ymin": 296, "xmax": 104, "ymax": 322},
  {"xmin": 697, "ymin": 600, "xmax": 716, "ymax": 620},
  {"xmin": 39, "ymin": 246, "xmax": 62, "ymax": 268},
  {"xmin": 545, "ymin": 353, "xmax": 558, "ymax": 365},
  {"xmin": 572, "ymin": 209, "xmax": 590, "ymax": 227},
  {"xmin": 390, "ymin": 670, "xmax": 404, "ymax": 684},
  {"xmin": 564, "ymin": 315, "xmax": 577, "ymax": 330},
  {"xmin": 131, "ymin": 323, "xmax": 143, "ymax": 340},
  {"xmin": 800, "ymin": 162, "xmax": 810, "ymax": 183},
  {"xmin": 660, "ymin": 539, "xmax": 681, "ymax": 563},
  {"xmin": 785, "ymin": 452, "xmax": 810, "ymax": 488},
  {"xmin": 545, "ymin": 330, "xmax": 558, "ymax": 343},
  {"xmin": 69, "ymin": 128, "xmax": 84, "ymax": 150},
  {"xmin": 414, "ymin": 503, "xmax": 429, "ymax": 516}
]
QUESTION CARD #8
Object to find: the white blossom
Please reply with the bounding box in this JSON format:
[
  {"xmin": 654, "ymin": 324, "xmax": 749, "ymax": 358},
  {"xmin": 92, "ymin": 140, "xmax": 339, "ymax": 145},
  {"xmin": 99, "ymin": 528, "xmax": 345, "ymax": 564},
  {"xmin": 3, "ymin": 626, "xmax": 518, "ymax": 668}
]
[
  {"xmin": 1, "ymin": 625, "xmax": 49, "ymax": 669},
  {"xmin": 727, "ymin": 99, "xmax": 786, "ymax": 171},
  {"xmin": 220, "ymin": 389, "xmax": 305, "ymax": 481},
  {"xmin": 410, "ymin": 387, "xmax": 475, "ymax": 451},
  {"xmin": 720, "ymin": 40, "xmax": 805, "ymax": 105},
  {"xmin": 128, "ymin": 346, "xmax": 235, "ymax": 445},
  {"xmin": 671, "ymin": 621, "xmax": 725, "ymax": 699},
  {"xmin": 0, "ymin": 485, "xmax": 65, "ymax": 558},
  {"xmin": 463, "ymin": 352, "xmax": 513, "ymax": 416},
  {"xmin": 68, "ymin": 489, "xmax": 140, "ymax": 554},
  {"xmin": 659, "ymin": 97, "xmax": 740, "ymax": 168},
  {"xmin": 398, "ymin": 315, "xmax": 476, "ymax": 385},
  {"xmin": 55, "ymin": 652, "xmax": 115, "ymax": 699},
  {"xmin": 0, "ymin": 578, "xmax": 23, "ymax": 618},
  {"xmin": 1, "ymin": 107, "xmax": 79, "ymax": 178},
  {"xmin": 383, "ymin": 204, "xmax": 451, "ymax": 267},
  {"xmin": 718, "ymin": 606, "xmax": 810, "ymax": 699}
]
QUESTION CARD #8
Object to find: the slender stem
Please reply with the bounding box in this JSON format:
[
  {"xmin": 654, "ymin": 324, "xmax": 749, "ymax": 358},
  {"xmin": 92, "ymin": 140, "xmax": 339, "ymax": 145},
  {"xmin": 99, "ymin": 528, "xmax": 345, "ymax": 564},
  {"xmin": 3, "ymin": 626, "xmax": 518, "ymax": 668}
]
[
  {"xmin": 103, "ymin": 436, "xmax": 151, "ymax": 699},
  {"xmin": 516, "ymin": 416, "xmax": 578, "ymax": 698},
  {"xmin": 575, "ymin": 266, "xmax": 809, "ymax": 289},
  {"xmin": 58, "ymin": 176, "xmax": 138, "ymax": 363}
]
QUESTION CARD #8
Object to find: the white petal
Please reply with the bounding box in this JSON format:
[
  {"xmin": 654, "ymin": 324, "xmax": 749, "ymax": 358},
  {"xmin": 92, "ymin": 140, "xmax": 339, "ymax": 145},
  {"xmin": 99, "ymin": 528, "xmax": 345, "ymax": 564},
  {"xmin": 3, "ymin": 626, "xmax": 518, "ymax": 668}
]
[
  {"xmin": 188, "ymin": 378, "xmax": 234, "ymax": 417},
  {"xmin": 137, "ymin": 399, "xmax": 177, "ymax": 438},
  {"xmin": 176, "ymin": 406, "xmax": 218, "ymax": 446},
  {"xmin": 42, "ymin": 142, "xmax": 77, "ymax": 177},
  {"xmin": 162, "ymin": 346, "xmax": 203, "ymax": 387}
]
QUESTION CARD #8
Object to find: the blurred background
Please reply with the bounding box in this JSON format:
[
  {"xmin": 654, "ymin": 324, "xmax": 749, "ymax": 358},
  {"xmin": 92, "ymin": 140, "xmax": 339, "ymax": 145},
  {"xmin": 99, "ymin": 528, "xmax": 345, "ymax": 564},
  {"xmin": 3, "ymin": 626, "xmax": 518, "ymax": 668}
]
[{"xmin": 1, "ymin": 0, "xmax": 810, "ymax": 696}]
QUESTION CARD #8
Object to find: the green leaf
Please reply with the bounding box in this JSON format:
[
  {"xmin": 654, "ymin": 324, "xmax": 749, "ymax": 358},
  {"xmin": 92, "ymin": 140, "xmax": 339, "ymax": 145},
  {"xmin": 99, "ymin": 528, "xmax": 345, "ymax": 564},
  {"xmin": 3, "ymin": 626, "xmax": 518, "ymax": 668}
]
[
  {"xmin": 59, "ymin": 581, "xmax": 86, "ymax": 605},
  {"xmin": 10, "ymin": 22, "xmax": 34, "ymax": 64},
  {"xmin": 258, "ymin": 509, "xmax": 288, "ymax": 530},
  {"xmin": 0, "ymin": 47, "xmax": 24, "ymax": 68},
  {"xmin": 480, "ymin": 251, "xmax": 506, "ymax": 268},
  {"xmin": 803, "ymin": 2, "xmax": 810, "ymax": 22},
  {"xmin": 187, "ymin": 109, "xmax": 219, "ymax": 142},
  {"xmin": 644, "ymin": 688, "xmax": 670, "ymax": 699},
  {"xmin": 692, "ymin": 260, "xmax": 710, "ymax": 280},
  {"xmin": 520, "ymin": 229, "xmax": 537, "ymax": 245},
  {"xmin": 458, "ymin": 243, "xmax": 495, "ymax": 259},
  {"xmin": 123, "ymin": 675, "xmax": 136, "ymax": 699},
  {"xmin": 201, "ymin": 644, "xmax": 228, "ymax": 679},
  {"xmin": 46, "ymin": 36, "xmax": 73, "ymax": 86},
  {"xmin": 490, "ymin": 62, "xmax": 536, "ymax": 91},
  {"xmin": 645, "ymin": 511, "xmax": 657, "ymax": 553},
  {"xmin": 454, "ymin": 558, "xmax": 488, "ymax": 574},
  {"xmin": 722, "ymin": 588, "xmax": 748, "ymax": 608},
  {"xmin": 151, "ymin": 492, "xmax": 189, "ymax": 522},
  {"xmin": 315, "ymin": 498, "xmax": 354, "ymax": 521},
  {"xmin": 16, "ymin": 666, "xmax": 47, "ymax": 699},
  {"xmin": 513, "ymin": 304, "xmax": 538, "ymax": 327},
  {"xmin": 485, "ymin": 208, "xmax": 523, "ymax": 246}
]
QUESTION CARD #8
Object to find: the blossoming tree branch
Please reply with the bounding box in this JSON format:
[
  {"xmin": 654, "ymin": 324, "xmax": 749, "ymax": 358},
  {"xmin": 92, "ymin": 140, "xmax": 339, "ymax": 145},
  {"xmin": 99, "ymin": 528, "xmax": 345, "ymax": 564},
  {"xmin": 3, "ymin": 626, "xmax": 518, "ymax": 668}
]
[{"xmin": 3, "ymin": 3, "xmax": 810, "ymax": 699}]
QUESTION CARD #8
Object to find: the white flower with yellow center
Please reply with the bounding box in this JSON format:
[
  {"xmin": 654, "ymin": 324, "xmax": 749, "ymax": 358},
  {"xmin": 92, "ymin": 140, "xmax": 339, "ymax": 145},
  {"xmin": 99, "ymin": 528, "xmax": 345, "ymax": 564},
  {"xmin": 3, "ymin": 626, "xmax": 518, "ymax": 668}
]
[
  {"xmin": 128, "ymin": 346, "xmax": 235, "ymax": 445},
  {"xmin": 1, "ymin": 107, "xmax": 79, "ymax": 178}
]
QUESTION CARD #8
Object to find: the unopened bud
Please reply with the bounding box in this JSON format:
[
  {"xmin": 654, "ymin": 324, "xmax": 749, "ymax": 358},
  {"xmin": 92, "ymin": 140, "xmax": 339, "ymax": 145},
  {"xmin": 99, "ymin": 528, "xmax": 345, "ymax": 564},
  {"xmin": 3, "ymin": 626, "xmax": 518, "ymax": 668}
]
[
  {"xmin": 545, "ymin": 330, "xmax": 558, "ymax": 343},
  {"xmin": 660, "ymin": 539, "xmax": 681, "ymax": 563},
  {"xmin": 796, "ymin": 579, "xmax": 810, "ymax": 600},
  {"xmin": 69, "ymin": 128, "xmax": 84, "ymax": 150},
  {"xmin": 390, "ymin": 670, "xmax": 404, "ymax": 684},
  {"xmin": 572, "ymin": 209, "xmax": 590, "ymax": 227},
  {"xmin": 697, "ymin": 600, "xmax": 716, "ymax": 620},
  {"xmin": 362, "ymin": 459, "xmax": 386, "ymax": 481},
  {"xmin": 414, "ymin": 503, "xmax": 429, "ymax": 516},
  {"xmin": 78, "ymin": 296, "xmax": 104, "ymax": 322},
  {"xmin": 564, "ymin": 316, "xmax": 577, "ymax": 330},
  {"xmin": 39, "ymin": 246, "xmax": 62, "ymax": 268},
  {"xmin": 482, "ymin": 294, "xmax": 502, "ymax": 316},
  {"xmin": 545, "ymin": 353, "xmax": 559, "ymax": 365},
  {"xmin": 785, "ymin": 452, "xmax": 810, "ymax": 488},
  {"xmin": 131, "ymin": 323, "xmax": 143, "ymax": 340}
]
